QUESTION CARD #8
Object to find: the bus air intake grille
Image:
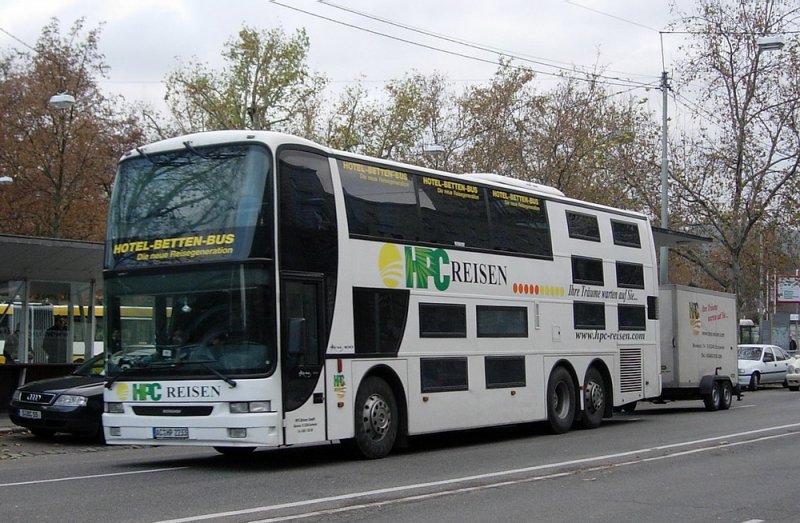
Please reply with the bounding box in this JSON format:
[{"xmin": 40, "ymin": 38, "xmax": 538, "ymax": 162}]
[
  {"xmin": 132, "ymin": 406, "xmax": 213, "ymax": 416},
  {"xmin": 619, "ymin": 347, "xmax": 643, "ymax": 393}
]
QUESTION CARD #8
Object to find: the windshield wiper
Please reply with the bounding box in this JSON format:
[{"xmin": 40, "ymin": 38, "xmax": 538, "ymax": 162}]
[
  {"xmin": 180, "ymin": 360, "xmax": 238, "ymax": 388},
  {"xmin": 104, "ymin": 365, "xmax": 142, "ymax": 389}
]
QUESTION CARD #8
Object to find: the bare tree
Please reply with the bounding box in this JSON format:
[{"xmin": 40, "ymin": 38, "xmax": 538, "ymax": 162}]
[{"xmin": 668, "ymin": 0, "xmax": 800, "ymax": 309}]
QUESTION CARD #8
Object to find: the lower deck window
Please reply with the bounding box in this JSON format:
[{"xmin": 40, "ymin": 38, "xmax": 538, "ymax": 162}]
[
  {"xmin": 618, "ymin": 304, "xmax": 646, "ymax": 331},
  {"xmin": 574, "ymin": 302, "xmax": 606, "ymax": 330},
  {"xmin": 421, "ymin": 357, "xmax": 468, "ymax": 392},
  {"xmin": 419, "ymin": 303, "xmax": 467, "ymax": 338},
  {"xmin": 485, "ymin": 356, "xmax": 526, "ymax": 388}
]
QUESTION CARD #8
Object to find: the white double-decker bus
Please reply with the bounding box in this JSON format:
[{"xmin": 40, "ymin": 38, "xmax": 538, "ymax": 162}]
[{"xmin": 102, "ymin": 131, "xmax": 661, "ymax": 458}]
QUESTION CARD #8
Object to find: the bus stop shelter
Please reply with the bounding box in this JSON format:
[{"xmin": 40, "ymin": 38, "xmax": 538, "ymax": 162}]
[{"xmin": 0, "ymin": 234, "xmax": 104, "ymax": 410}]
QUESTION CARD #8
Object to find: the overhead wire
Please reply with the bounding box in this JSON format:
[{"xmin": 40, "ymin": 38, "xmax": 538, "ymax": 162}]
[
  {"xmin": 270, "ymin": 0, "xmax": 660, "ymax": 92},
  {"xmin": 319, "ymin": 0, "xmax": 656, "ymax": 86}
]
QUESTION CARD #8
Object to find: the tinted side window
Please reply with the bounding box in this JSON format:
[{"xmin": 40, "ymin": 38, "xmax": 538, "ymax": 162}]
[
  {"xmin": 353, "ymin": 288, "xmax": 409, "ymax": 355},
  {"xmin": 618, "ymin": 305, "xmax": 646, "ymax": 331},
  {"xmin": 417, "ymin": 176, "xmax": 489, "ymax": 248},
  {"xmin": 339, "ymin": 160, "xmax": 418, "ymax": 241},
  {"xmin": 616, "ymin": 262, "xmax": 644, "ymax": 289},
  {"xmin": 485, "ymin": 356, "xmax": 526, "ymax": 388},
  {"xmin": 477, "ymin": 306, "xmax": 528, "ymax": 337},
  {"xmin": 572, "ymin": 256, "xmax": 604, "ymax": 286},
  {"xmin": 419, "ymin": 303, "xmax": 467, "ymax": 338},
  {"xmin": 612, "ymin": 220, "xmax": 641, "ymax": 248},
  {"xmin": 574, "ymin": 302, "xmax": 606, "ymax": 330},
  {"xmin": 421, "ymin": 357, "xmax": 469, "ymax": 392},
  {"xmin": 279, "ymin": 150, "xmax": 337, "ymax": 273},
  {"xmin": 487, "ymin": 190, "xmax": 553, "ymax": 258},
  {"xmin": 566, "ymin": 211, "xmax": 600, "ymax": 241}
]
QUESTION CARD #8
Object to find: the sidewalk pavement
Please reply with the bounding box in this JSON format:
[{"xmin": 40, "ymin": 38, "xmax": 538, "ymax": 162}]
[{"xmin": 0, "ymin": 411, "xmax": 24, "ymax": 433}]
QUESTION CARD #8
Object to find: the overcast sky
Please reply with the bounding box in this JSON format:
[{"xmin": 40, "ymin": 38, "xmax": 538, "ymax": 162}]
[{"xmin": 0, "ymin": 0, "xmax": 698, "ymax": 123}]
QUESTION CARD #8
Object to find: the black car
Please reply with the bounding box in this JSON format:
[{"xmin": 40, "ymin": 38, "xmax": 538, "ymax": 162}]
[{"xmin": 9, "ymin": 353, "xmax": 105, "ymax": 440}]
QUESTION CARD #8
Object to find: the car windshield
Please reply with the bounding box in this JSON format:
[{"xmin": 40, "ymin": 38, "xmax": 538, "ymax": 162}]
[
  {"xmin": 738, "ymin": 347, "xmax": 763, "ymax": 360},
  {"xmin": 73, "ymin": 353, "xmax": 106, "ymax": 377}
]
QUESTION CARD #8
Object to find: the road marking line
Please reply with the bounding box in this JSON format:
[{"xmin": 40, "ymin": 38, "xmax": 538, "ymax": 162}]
[
  {"xmin": 0, "ymin": 466, "xmax": 189, "ymax": 487},
  {"xmin": 155, "ymin": 423, "xmax": 800, "ymax": 523}
]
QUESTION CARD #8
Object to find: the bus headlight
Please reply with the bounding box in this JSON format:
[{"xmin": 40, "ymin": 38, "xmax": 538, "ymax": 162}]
[
  {"xmin": 230, "ymin": 401, "xmax": 271, "ymax": 413},
  {"xmin": 105, "ymin": 402, "xmax": 124, "ymax": 413}
]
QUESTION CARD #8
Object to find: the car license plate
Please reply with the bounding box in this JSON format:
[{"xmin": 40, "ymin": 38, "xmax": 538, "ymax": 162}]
[
  {"xmin": 19, "ymin": 409, "xmax": 42, "ymax": 419},
  {"xmin": 153, "ymin": 427, "xmax": 189, "ymax": 439}
]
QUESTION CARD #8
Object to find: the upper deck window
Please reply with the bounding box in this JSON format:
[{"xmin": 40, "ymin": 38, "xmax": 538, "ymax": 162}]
[
  {"xmin": 339, "ymin": 160, "xmax": 419, "ymax": 242},
  {"xmin": 566, "ymin": 211, "xmax": 601, "ymax": 242},
  {"xmin": 611, "ymin": 220, "xmax": 641, "ymax": 248}
]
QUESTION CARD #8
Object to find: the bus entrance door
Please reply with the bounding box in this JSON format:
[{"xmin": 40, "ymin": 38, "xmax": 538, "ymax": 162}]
[{"xmin": 280, "ymin": 276, "xmax": 327, "ymax": 444}]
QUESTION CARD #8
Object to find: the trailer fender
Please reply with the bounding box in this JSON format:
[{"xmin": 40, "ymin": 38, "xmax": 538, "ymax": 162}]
[{"xmin": 698, "ymin": 374, "xmax": 718, "ymax": 395}]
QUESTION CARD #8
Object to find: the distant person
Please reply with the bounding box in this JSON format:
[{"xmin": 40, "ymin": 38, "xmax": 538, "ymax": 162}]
[
  {"xmin": 4, "ymin": 328, "xmax": 19, "ymax": 362},
  {"xmin": 791, "ymin": 336, "xmax": 797, "ymax": 353},
  {"xmin": 43, "ymin": 316, "xmax": 68, "ymax": 363}
]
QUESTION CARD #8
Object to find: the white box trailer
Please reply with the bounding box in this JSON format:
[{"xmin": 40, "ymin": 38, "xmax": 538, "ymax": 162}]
[{"xmin": 657, "ymin": 284, "xmax": 739, "ymax": 410}]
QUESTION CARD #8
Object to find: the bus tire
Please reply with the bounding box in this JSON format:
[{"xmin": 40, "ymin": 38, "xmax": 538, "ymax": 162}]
[
  {"xmin": 703, "ymin": 382, "xmax": 721, "ymax": 411},
  {"xmin": 546, "ymin": 366, "xmax": 576, "ymax": 434},
  {"xmin": 351, "ymin": 376, "xmax": 398, "ymax": 459},
  {"xmin": 579, "ymin": 367, "xmax": 605, "ymax": 430},
  {"xmin": 719, "ymin": 380, "xmax": 733, "ymax": 410}
]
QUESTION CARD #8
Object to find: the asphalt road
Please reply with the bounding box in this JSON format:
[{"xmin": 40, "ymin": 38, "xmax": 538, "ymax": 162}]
[{"xmin": 2, "ymin": 386, "xmax": 799, "ymax": 523}]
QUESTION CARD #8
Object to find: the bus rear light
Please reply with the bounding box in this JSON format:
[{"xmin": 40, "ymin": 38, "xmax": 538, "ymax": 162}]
[{"xmin": 228, "ymin": 428, "xmax": 247, "ymax": 438}]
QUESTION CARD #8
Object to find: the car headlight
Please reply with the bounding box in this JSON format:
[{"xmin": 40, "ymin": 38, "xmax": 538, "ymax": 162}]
[
  {"xmin": 738, "ymin": 368, "xmax": 746, "ymax": 374},
  {"xmin": 790, "ymin": 365, "xmax": 797, "ymax": 374},
  {"xmin": 54, "ymin": 395, "xmax": 88, "ymax": 407},
  {"xmin": 12, "ymin": 390, "xmax": 21, "ymax": 402}
]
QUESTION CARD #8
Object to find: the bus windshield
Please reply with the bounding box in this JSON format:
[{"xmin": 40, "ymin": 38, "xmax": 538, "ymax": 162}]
[
  {"xmin": 106, "ymin": 143, "xmax": 271, "ymax": 269},
  {"xmin": 104, "ymin": 264, "xmax": 276, "ymax": 378}
]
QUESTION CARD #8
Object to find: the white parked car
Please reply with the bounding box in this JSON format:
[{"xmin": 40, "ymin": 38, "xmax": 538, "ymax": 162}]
[
  {"xmin": 787, "ymin": 356, "xmax": 800, "ymax": 391},
  {"xmin": 737, "ymin": 344, "xmax": 791, "ymax": 391}
]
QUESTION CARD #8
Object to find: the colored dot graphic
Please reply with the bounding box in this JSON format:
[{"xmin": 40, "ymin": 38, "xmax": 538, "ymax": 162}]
[{"xmin": 512, "ymin": 283, "xmax": 565, "ymax": 296}]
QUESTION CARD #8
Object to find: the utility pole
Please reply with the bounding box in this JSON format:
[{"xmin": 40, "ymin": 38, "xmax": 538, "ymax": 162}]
[{"xmin": 659, "ymin": 71, "xmax": 670, "ymax": 285}]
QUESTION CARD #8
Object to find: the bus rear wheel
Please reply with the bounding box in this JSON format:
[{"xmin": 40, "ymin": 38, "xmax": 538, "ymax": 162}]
[
  {"xmin": 546, "ymin": 367, "xmax": 576, "ymax": 434},
  {"xmin": 351, "ymin": 376, "xmax": 398, "ymax": 459},
  {"xmin": 579, "ymin": 367, "xmax": 605, "ymax": 430}
]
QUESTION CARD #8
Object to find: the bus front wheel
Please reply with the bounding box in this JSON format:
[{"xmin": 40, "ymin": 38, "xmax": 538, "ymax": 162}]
[
  {"xmin": 350, "ymin": 376, "xmax": 398, "ymax": 459},
  {"xmin": 546, "ymin": 366, "xmax": 576, "ymax": 434}
]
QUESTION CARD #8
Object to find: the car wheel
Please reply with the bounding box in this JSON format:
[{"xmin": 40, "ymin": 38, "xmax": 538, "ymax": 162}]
[{"xmin": 749, "ymin": 372, "xmax": 760, "ymax": 391}]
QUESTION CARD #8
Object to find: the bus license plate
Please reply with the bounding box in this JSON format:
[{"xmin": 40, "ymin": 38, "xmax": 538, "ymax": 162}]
[
  {"xmin": 19, "ymin": 409, "xmax": 42, "ymax": 419},
  {"xmin": 153, "ymin": 427, "xmax": 189, "ymax": 439}
]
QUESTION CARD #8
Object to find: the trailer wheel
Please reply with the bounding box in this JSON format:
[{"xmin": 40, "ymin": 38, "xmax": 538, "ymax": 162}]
[
  {"xmin": 748, "ymin": 372, "xmax": 760, "ymax": 391},
  {"xmin": 579, "ymin": 367, "xmax": 605, "ymax": 430},
  {"xmin": 719, "ymin": 381, "xmax": 733, "ymax": 410},
  {"xmin": 546, "ymin": 367, "xmax": 576, "ymax": 434},
  {"xmin": 703, "ymin": 382, "xmax": 721, "ymax": 411},
  {"xmin": 350, "ymin": 376, "xmax": 398, "ymax": 459}
]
